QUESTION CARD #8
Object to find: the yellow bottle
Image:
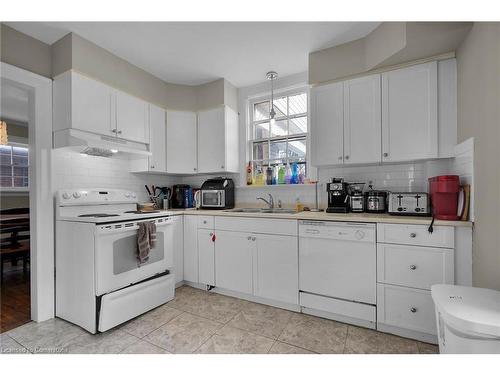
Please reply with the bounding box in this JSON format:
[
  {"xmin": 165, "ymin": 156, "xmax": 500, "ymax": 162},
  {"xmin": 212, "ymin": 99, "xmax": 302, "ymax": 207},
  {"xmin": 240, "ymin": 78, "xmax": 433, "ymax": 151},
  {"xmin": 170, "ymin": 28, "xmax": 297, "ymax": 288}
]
[{"xmin": 295, "ymin": 197, "xmax": 304, "ymax": 212}]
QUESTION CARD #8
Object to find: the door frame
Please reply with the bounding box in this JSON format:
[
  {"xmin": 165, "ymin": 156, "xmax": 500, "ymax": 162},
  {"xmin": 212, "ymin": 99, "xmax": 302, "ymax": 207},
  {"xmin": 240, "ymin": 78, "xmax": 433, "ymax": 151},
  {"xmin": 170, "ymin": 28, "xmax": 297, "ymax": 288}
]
[{"xmin": 1, "ymin": 62, "xmax": 54, "ymax": 322}]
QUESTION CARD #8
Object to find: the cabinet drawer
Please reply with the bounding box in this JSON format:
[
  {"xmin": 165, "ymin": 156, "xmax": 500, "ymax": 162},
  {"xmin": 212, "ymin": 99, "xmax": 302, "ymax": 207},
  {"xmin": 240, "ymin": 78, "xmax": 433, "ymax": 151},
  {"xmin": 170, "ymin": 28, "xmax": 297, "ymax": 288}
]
[
  {"xmin": 197, "ymin": 216, "xmax": 214, "ymax": 229},
  {"xmin": 377, "ymin": 284, "xmax": 437, "ymax": 335},
  {"xmin": 377, "ymin": 244, "xmax": 454, "ymax": 290},
  {"xmin": 377, "ymin": 223, "xmax": 454, "ymax": 248}
]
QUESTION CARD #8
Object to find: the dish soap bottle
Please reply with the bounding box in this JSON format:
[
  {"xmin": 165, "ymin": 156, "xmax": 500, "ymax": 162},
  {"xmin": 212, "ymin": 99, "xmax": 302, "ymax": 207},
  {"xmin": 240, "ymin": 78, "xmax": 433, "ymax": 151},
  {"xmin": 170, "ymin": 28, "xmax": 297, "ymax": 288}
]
[
  {"xmin": 285, "ymin": 162, "xmax": 292, "ymax": 184},
  {"xmin": 246, "ymin": 162, "xmax": 253, "ymax": 185},
  {"xmin": 291, "ymin": 162, "xmax": 299, "ymax": 184},
  {"xmin": 266, "ymin": 166, "xmax": 273, "ymax": 185},
  {"xmin": 295, "ymin": 197, "xmax": 304, "ymax": 212}
]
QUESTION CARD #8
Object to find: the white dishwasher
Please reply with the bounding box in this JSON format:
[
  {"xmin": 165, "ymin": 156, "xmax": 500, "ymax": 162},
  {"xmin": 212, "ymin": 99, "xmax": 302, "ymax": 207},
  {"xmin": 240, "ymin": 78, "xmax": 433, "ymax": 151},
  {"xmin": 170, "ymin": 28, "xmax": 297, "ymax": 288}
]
[{"xmin": 299, "ymin": 220, "xmax": 377, "ymax": 328}]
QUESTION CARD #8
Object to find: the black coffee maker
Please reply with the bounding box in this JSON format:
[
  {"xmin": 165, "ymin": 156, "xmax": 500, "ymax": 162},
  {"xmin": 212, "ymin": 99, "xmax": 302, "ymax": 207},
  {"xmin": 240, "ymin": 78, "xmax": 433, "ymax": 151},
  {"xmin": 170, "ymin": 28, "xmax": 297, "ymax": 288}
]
[{"xmin": 326, "ymin": 178, "xmax": 349, "ymax": 213}]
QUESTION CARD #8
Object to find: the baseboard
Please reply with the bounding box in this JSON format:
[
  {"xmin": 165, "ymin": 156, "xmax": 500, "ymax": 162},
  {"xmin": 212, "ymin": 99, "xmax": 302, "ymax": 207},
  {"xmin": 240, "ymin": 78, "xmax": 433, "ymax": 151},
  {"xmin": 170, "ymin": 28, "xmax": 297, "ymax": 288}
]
[
  {"xmin": 301, "ymin": 306, "xmax": 376, "ymax": 329},
  {"xmin": 377, "ymin": 323, "xmax": 438, "ymax": 344}
]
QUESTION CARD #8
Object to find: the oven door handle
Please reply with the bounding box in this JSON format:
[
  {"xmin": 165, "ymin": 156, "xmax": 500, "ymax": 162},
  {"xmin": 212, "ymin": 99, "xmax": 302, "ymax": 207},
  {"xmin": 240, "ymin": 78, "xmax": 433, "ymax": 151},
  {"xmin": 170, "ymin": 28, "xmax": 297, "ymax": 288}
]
[{"xmin": 96, "ymin": 218, "xmax": 173, "ymax": 234}]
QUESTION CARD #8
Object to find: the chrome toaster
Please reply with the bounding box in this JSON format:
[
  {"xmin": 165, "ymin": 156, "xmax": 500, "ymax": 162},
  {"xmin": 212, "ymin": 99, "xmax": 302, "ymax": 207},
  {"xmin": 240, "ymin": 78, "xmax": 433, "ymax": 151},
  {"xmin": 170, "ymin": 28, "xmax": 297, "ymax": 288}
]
[{"xmin": 388, "ymin": 192, "xmax": 430, "ymax": 216}]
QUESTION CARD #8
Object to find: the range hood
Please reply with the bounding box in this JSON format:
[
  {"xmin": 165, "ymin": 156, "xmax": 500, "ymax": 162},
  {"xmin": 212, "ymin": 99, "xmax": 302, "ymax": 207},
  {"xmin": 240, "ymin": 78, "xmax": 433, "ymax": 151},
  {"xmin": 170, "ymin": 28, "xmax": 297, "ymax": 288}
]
[{"xmin": 53, "ymin": 129, "xmax": 151, "ymax": 157}]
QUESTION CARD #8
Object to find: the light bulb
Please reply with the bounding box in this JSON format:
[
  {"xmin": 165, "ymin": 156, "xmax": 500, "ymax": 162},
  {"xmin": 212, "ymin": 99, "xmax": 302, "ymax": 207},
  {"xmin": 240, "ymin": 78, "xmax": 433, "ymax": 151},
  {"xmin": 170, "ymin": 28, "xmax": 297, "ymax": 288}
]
[{"xmin": 270, "ymin": 118, "xmax": 276, "ymax": 126}]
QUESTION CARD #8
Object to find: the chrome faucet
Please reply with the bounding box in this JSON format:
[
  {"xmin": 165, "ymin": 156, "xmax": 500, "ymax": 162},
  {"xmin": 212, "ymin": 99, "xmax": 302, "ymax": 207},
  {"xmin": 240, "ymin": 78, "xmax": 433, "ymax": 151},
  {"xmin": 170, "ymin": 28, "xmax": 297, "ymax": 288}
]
[{"xmin": 257, "ymin": 193, "xmax": 274, "ymax": 209}]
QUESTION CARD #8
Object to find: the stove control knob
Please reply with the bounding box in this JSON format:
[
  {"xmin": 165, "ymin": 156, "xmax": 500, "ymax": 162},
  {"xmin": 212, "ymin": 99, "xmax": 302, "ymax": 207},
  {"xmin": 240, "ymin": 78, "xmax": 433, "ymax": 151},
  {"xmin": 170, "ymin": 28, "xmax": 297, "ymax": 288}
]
[
  {"xmin": 73, "ymin": 192, "xmax": 81, "ymax": 199},
  {"xmin": 62, "ymin": 192, "xmax": 71, "ymax": 200},
  {"xmin": 355, "ymin": 230, "xmax": 365, "ymax": 240},
  {"xmin": 125, "ymin": 192, "xmax": 131, "ymax": 198},
  {"xmin": 131, "ymin": 192, "xmax": 137, "ymax": 199}
]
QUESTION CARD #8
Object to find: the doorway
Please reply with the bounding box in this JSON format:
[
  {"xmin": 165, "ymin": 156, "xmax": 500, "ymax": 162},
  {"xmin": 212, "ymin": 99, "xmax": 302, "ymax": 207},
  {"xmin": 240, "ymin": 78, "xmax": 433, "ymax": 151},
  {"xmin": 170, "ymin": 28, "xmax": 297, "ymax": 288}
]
[{"xmin": 0, "ymin": 62, "xmax": 54, "ymax": 327}]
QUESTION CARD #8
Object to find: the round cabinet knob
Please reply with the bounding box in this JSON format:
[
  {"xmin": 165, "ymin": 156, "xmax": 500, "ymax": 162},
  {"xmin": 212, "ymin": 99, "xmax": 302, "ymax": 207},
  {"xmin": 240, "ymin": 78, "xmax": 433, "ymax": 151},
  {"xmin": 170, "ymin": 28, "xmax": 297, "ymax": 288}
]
[
  {"xmin": 73, "ymin": 192, "xmax": 81, "ymax": 199},
  {"xmin": 62, "ymin": 192, "xmax": 71, "ymax": 200},
  {"xmin": 383, "ymin": 152, "xmax": 389, "ymax": 157},
  {"xmin": 410, "ymin": 264, "xmax": 417, "ymax": 270},
  {"xmin": 151, "ymin": 165, "xmax": 155, "ymax": 169},
  {"xmin": 410, "ymin": 232, "xmax": 417, "ymax": 238},
  {"xmin": 410, "ymin": 307, "xmax": 417, "ymax": 313},
  {"xmin": 345, "ymin": 155, "xmax": 349, "ymax": 160},
  {"xmin": 194, "ymin": 168, "xmax": 197, "ymax": 171},
  {"xmin": 247, "ymin": 236, "xmax": 252, "ymax": 241},
  {"xmin": 221, "ymin": 165, "xmax": 225, "ymax": 169}
]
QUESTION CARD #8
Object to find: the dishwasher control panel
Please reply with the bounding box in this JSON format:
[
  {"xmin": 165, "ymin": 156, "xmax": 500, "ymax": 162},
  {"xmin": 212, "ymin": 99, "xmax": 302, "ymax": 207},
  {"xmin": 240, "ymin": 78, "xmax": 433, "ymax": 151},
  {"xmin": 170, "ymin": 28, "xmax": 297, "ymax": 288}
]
[{"xmin": 298, "ymin": 221, "xmax": 376, "ymax": 242}]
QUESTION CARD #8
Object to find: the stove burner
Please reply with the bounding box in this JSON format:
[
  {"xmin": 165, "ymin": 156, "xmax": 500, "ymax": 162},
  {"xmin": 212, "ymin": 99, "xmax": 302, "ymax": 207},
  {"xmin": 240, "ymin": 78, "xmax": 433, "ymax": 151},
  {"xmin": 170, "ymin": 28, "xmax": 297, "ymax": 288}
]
[
  {"xmin": 78, "ymin": 213, "xmax": 120, "ymax": 218},
  {"xmin": 123, "ymin": 210, "xmax": 161, "ymax": 214}
]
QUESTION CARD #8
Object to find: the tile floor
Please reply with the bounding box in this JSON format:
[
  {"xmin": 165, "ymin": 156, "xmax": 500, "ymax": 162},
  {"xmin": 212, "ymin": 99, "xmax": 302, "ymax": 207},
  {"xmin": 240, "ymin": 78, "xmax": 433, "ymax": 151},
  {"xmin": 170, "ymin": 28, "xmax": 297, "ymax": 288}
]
[{"xmin": 0, "ymin": 286, "xmax": 439, "ymax": 354}]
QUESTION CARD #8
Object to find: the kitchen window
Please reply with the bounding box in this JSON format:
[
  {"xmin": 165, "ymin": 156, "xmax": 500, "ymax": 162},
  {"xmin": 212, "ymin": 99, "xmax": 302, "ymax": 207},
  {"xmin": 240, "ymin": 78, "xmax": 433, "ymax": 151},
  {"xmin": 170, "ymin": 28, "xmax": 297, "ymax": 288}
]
[
  {"xmin": 0, "ymin": 144, "xmax": 29, "ymax": 190},
  {"xmin": 249, "ymin": 90, "xmax": 308, "ymax": 181}
]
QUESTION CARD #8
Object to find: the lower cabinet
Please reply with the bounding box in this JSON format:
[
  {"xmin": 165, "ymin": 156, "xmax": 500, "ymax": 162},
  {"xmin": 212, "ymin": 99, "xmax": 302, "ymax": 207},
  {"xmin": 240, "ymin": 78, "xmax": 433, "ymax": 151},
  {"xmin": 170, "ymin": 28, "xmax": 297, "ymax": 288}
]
[
  {"xmin": 198, "ymin": 228, "xmax": 215, "ymax": 286},
  {"xmin": 172, "ymin": 216, "xmax": 184, "ymax": 285},
  {"xmin": 183, "ymin": 216, "xmax": 198, "ymax": 283},
  {"xmin": 253, "ymin": 234, "xmax": 299, "ymax": 305},
  {"xmin": 215, "ymin": 231, "xmax": 253, "ymax": 294}
]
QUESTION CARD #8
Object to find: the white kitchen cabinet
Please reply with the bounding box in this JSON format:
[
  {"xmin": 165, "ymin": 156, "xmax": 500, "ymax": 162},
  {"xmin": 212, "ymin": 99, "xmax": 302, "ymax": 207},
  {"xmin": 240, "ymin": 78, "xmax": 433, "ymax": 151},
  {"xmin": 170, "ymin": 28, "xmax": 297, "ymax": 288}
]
[
  {"xmin": 343, "ymin": 74, "xmax": 381, "ymax": 164},
  {"xmin": 198, "ymin": 228, "xmax": 215, "ymax": 286},
  {"xmin": 172, "ymin": 215, "xmax": 184, "ymax": 285},
  {"xmin": 53, "ymin": 71, "xmax": 114, "ymax": 136},
  {"xmin": 310, "ymin": 82, "xmax": 344, "ymax": 166},
  {"xmin": 183, "ymin": 215, "xmax": 198, "ymax": 283},
  {"xmin": 381, "ymin": 61, "xmax": 438, "ymax": 162},
  {"xmin": 53, "ymin": 71, "xmax": 150, "ymax": 145},
  {"xmin": 197, "ymin": 106, "xmax": 239, "ymax": 173},
  {"xmin": 215, "ymin": 230, "xmax": 253, "ymax": 295},
  {"xmin": 253, "ymin": 233, "xmax": 299, "ymax": 305},
  {"xmin": 130, "ymin": 104, "xmax": 166, "ymax": 173},
  {"xmin": 166, "ymin": 111, "xmax": 198, "ymax": 174},
  {"xmin": 115, "ymin": 90, "xmax": 149, "ymax": 144}
]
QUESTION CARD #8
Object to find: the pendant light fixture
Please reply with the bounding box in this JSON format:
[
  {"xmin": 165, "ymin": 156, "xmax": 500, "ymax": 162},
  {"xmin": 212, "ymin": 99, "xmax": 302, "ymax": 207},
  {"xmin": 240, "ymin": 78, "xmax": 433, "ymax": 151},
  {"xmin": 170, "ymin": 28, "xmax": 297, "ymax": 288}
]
[{"xmin": 266, "ymin": 71, "xmax": 278, "ymax": 126}]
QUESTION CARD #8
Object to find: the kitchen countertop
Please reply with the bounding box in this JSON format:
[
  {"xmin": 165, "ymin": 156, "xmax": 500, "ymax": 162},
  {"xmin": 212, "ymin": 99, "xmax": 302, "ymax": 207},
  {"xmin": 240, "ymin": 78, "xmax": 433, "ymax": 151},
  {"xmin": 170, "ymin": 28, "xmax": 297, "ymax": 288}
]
[{"xmin": 164, "ymin": 208, "xmax": 473, "ymax": 227}]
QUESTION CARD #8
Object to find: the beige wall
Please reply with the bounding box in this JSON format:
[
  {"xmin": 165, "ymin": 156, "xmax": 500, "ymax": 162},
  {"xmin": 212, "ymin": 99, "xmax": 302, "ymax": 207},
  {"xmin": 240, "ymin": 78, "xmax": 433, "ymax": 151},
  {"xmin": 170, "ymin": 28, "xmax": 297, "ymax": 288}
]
[
  {"xmin": 0, "ymin": 23, "xmax": 52, "ymax": 78},
  {"xmin": 456, "ymin": 22, "xmax": 500, "ymax": 290},
  {"xmin": 309, "ymin": 22, "xmax": 472, "ymax": 85}
]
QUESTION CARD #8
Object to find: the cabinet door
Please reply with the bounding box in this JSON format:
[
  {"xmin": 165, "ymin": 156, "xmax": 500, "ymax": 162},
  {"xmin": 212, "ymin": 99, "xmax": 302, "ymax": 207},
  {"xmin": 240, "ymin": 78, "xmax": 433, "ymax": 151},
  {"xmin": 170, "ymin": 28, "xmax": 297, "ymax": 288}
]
[
  {"xmin": 183, "ymin": 215, "xmax": 198, "ymax": 283},
  {"xmin": 166, "ymin": 111, "xmax": 198, "ymax": 174},
  {"xmin": 148, "ymin": 104, "xmax": 166, "ymax": 172},
  {"xmin": 382, "ymin": 61, "xmax": 438, "ymax": 162},
  {"xmin": 198, "ymin": 229, "xmax": 215, "ymax": 286},
  {"xmin": 115, "ymin": 90, "xmax": 149, "ymax": 143},
  {"xmin": 72, "ymin": 72, "xmax": 114, "ymax": 136},
  {"xmin": 254, "ymin": 234, "xmax": 299, "ymax": 305},
  {"xmin": 310, "ymin": 83, "xmax": 344, "ymax": 166},
  {"xmin": 343, "ymin": 75, "xmax": 381, "ymax": 164},
  {"xmin": 215, "ymin": 230, "xmax": 253, "ymax": 295},
  {"xmin": 197, "ymin": 107, "xmax": 226, "ymax": 173},
  {"xmin": 172, "ymin": 216, "xmax": 184, "ymax": 285}
]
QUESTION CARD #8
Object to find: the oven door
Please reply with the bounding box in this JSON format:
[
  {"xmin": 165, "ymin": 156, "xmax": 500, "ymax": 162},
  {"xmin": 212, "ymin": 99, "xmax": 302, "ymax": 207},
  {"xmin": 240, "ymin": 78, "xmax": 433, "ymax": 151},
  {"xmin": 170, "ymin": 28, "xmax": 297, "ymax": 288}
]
[
  {"xmin": 94, "ymin": 216, "xmax": 174, "ymax": 295},
  {"xmin": 201, "ymin": 190, "xmax": 225, "ymax": 208}
]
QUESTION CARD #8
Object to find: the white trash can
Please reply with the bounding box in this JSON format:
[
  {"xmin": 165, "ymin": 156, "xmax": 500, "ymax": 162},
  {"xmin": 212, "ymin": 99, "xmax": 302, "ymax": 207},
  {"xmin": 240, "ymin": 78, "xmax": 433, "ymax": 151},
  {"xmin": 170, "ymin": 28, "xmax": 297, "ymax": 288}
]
[{"xmin": 431, "ymin": 284, "xmax": 500, "ymax": 354}]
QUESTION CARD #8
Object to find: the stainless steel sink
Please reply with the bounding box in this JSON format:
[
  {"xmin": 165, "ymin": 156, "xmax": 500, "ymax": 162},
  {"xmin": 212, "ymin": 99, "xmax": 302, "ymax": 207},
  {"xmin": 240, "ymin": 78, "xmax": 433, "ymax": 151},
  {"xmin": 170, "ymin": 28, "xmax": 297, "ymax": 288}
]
[{"xmin": 224, "ymin": 208, "xmax": 297, "ymax": 214}]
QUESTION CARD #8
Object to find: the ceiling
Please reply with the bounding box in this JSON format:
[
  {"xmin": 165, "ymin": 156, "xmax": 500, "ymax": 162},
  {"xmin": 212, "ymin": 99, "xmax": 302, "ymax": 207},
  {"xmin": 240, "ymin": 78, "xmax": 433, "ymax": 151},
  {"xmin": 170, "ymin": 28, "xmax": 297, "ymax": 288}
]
[{"xmin": 6, "ymin": 22, "xmax": 380, "ymax": 87}]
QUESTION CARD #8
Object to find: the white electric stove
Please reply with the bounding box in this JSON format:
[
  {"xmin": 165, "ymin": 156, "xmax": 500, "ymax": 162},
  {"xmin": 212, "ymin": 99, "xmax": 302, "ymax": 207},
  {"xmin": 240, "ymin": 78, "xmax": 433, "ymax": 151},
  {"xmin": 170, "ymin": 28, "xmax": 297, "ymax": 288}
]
[{"xmin": 55, "ymin": 188, "xmax": 176, "ymax": 334}]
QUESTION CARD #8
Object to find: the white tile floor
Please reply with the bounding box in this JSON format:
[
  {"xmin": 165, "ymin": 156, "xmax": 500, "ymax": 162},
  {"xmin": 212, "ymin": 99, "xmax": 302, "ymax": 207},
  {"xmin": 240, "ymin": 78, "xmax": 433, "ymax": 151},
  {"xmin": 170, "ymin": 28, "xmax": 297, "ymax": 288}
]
[{"xmin": 1, "ymin": 286, "xmax": 439, "ymax": 354}]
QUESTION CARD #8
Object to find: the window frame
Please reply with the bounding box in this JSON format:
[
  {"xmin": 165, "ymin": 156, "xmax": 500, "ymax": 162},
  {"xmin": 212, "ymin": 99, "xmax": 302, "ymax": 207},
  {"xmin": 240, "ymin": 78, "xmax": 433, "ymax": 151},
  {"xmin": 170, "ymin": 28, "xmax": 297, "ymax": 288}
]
[
  {"xmin": 0, "ymin": 141, "xmax": 29, "ymax": 192},
  {"xmin": 248, "ymin": 87, "xmax": 309, "ymax": 175}
]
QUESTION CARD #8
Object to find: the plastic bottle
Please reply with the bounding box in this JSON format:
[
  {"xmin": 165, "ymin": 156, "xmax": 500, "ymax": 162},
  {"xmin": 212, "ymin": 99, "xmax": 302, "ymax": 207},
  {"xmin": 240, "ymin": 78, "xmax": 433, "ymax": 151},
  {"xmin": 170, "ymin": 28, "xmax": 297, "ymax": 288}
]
[
  {"xmin": 278, "ymin": 164, "xmax": 285, "ymax": 184},
  {"xmin": 295, "ymin": 197, "xmax": 304, "ymax": 212},
  {"xmin": 255, "ymin": 167, "xmax": 264, "ymax": 186},
  {"xmin": 272, "ymin": 165, "xmax": 278, "ymax": 185},
  {"xmin": 291, "ymin": 162, "xmax": 299, "ymax": 184},
  {"xmin": 284, "ymin": 163, "xmax": 292, "ymax": 184},
  {"xmin": 246, "ymin": 162, "xmax": 253, "ymax": 185},
  {"xmin": 298, "ymin": 166, "xmax": 305, "ymax": 184},
  {"xmin": 266, "ymin": 166, "xmax": 273, "ymax": 185}
]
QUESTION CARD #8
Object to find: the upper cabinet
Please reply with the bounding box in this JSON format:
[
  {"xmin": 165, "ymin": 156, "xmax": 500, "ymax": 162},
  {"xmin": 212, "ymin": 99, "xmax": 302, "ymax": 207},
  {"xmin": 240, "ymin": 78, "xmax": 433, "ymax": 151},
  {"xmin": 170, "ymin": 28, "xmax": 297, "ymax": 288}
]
[
  {"xmin": 343, "ymin": 74, "xmax": 381, "ymax": 164},
  {"xmin": 310, "ymin": 59, "xmax": 456, "ymax": 167},
  {"xmin": 381, "ymin": 61, "xmax": 438, "ymax": 162},
  {"xmin": 197, "ymin": 106, "xmax": 239, "ymax": 174},
  {"xmin": 310, "ymin": 82, "xmax": 344, "ymax": 167},
  {"xmin": 166, "ymin": 111, "xmax": 198, "ymax": 174},
  {"xmin": 53, "ymin": 71, "xmax": 150, "ymax": 145},
  {"xmin": 115, "ymin": 90, "xmax": 149, "ymax": 144},
  {"xmin": 54, "ymin": 72, "xmax": 114, "ymax": 136}
]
